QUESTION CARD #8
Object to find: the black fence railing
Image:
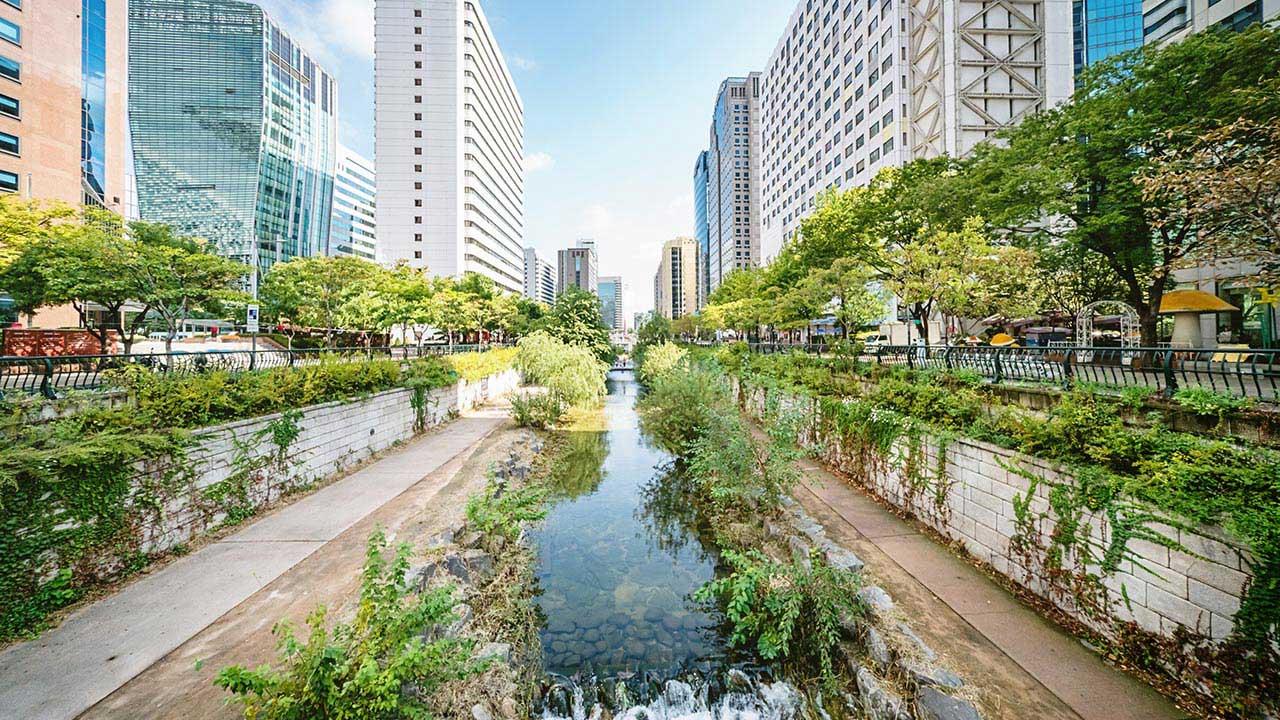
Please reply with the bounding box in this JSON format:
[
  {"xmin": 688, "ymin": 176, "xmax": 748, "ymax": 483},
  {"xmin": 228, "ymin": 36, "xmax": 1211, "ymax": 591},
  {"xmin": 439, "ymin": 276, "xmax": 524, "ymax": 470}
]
[
  {"xmin": 0, "ymin": 344, "xmax": 507, "ymax": 399},
  {"xmin": 739, "ymin": 342, "xmax": 1280, "ymax": 403}
]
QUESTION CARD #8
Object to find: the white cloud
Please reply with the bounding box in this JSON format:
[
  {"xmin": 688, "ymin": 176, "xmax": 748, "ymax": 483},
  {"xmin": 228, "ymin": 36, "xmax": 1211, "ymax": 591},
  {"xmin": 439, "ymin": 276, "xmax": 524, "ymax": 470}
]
[
  {"xmin": 511, "ymin": 56, "xmax": 538, "ymax": 71},
  {"xmin": 321, "ymin": 0, "xmax": 375, "ymax": 59},
  {"xmin": 258, "ymin": 0, "xmax": 374, "ymax": 64},
  {"xmin": 524, "ymin": 152, "xmax": 555, "ymax": 173},
  {"xmin": 570, "ymin": 196, "xmax": 693, "ymax": 315}
]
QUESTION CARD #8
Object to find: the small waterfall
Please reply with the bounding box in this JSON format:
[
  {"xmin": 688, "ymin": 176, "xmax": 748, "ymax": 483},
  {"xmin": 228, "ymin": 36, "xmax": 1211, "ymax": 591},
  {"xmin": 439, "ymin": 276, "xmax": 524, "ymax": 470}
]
[{"xmin": 539, "ymin": 669, "xmax": 804, "ymax": 720}]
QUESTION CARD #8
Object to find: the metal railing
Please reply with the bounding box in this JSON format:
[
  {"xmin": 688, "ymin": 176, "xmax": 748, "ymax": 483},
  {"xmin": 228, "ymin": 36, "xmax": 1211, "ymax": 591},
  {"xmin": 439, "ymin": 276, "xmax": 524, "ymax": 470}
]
[
  {"xmin": 0, "ymin": 344, "xmax": 507, "ymax": 399},
  {"xmin": 738, "ymin": 342, "xmax": 1280, "ymax": 403}
]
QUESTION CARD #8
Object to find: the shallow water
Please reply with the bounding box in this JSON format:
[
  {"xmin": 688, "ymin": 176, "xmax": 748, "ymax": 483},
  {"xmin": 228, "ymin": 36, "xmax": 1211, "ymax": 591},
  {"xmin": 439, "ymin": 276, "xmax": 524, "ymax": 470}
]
[{"xmin": 530, "ymin": 372, "xmax": 728, "ymax": 678}]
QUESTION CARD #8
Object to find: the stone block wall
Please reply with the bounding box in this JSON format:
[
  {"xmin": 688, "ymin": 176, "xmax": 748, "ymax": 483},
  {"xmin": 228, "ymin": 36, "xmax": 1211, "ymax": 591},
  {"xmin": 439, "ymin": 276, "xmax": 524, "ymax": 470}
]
[
  {"xmin": 131, "ymin": 369, "xmax": 521, "ymax": 558},
  {"xmin": 738, "ymin": 383, "xmax": 1254, "ymax": 648}
]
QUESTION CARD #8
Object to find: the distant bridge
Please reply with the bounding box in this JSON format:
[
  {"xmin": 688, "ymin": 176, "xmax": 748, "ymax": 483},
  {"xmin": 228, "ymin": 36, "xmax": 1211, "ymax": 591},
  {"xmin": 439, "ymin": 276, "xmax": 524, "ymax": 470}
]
[{"xmin": 611, "ymin": 358, "xmax": 634, "ymax": 371}]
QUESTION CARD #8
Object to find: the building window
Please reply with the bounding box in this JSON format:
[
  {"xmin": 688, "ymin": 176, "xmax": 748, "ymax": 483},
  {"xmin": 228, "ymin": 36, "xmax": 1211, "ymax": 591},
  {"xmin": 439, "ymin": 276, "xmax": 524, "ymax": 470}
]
[
  {"xmin": 414, "ymin": 27, "xmax": 422, "ymax": 34},
  {"xmin": 414, "ymin": 44, "xmax": 422, "ymax": 51},
  {"xmin": 414, "ymin": 61, "xmax": 422, "ymax": 69},
  {"xmin": 414, "ymin": 216, "xmax": 422, "ymax": 224},
  {"xmin": 414, "ymin": 112, "xmax": 422, "ymax": 120},
  {"xmin": 0, "ymin": 18, "xmax": 18, "ymax": 46},
  {"xmin": 414, "ymin": 233, "xmax": 423, "ymax": 241},
  {"xmin": 0, "ymin": 55, "xmax": 18, "ymax": 82},
  {"xmin": 414, "ymin": 9, "xmax": 422, "ymax": 16},
  {"xmin": 414, "ymin": 95, "xmax": 422, "ymax": 103},
  {"xmin": 414, "ymin": 199, "xmax": 422, "ymax": 207},
  {"xmin": 414, "ymin": 147, "xmax": 422, "ymax": 155},
  {"xmin": 414, "ymin": 130, "xmax": 422, "ymax": 137},
  {"xmin": 414, "ymin": 181, "xmax": 422, "ymax": 189},
  {"xmin": 0, "ymin": 92, "xmax": 17, "ymax": 118},
  {"xmin": 0, "ymin": 169, "xmax": 16, "ymax": 192},
  {"xmin": 0, "ymin": 131, "xmax": 16, "ymax": 156},
  {"xmin": 414, "ymin": 251, "xmax": 422, "ymax": 259}
]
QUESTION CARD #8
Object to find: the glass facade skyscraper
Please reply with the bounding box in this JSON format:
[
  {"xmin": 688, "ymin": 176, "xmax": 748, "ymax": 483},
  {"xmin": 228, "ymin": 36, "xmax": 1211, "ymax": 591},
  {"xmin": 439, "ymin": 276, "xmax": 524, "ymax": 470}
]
[
  {"xmin": 693, "ymin": 151, "xmax": 710, "ymax": 310},
  {"xmin": 128, "ymin": 0, "xmax": 337, "ymax": 290},
  {"xmin": 81, "ymin": 0, "xmax": 109, "ymax": 204},
  {"xmin": 1073, "ymin": 0, "xmax": 1144, "ymax": 75}
]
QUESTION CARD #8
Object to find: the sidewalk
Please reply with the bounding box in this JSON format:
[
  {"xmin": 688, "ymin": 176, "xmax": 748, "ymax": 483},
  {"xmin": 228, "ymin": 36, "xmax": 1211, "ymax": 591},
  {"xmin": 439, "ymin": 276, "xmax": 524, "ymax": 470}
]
[
  {"xmin": 791, "ymin": 454, "xmax": 1190, "ymax": 720},
  {"xmin": 0, "ymin": 414, "xmax": 505, "ymax": 720}
]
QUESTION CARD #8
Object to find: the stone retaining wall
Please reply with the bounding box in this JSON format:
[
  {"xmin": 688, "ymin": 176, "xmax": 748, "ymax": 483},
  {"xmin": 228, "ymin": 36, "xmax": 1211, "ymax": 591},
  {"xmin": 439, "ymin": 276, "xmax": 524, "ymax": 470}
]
[
  {"xmin": 133, "ymin": 369, "xmax": 521, "ymax": 558},
  {"xmin": 737, "ymin": 381, "xmax": 1254, "ymax": 648}
]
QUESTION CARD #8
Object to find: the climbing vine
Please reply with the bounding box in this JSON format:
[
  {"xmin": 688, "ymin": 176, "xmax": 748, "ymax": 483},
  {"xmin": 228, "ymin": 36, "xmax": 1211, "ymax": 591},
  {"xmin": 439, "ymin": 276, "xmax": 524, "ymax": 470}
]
[
  {"xmin": 723, "ymin": 350, "xmax": 1280, "ymax": 717},
  {"xmin": 0, "ymin": 353, "xmax": 486, "ymax": 641}
]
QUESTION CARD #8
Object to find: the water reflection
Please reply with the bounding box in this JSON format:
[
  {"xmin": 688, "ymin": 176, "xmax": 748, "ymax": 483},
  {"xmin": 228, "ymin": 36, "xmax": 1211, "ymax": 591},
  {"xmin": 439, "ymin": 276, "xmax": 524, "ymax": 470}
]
[{"xmin": 531, "ymin": 372, "xmax": 727, "ymax": 677}]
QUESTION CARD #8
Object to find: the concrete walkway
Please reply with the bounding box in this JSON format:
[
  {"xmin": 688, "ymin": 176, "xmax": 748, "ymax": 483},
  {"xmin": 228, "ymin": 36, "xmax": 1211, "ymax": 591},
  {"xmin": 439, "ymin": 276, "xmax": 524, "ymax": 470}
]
[
  {"xmin": 791, "ymin": 455, "xmax": 1190, "ymax": 720},
  {"xmin": 0, "ymin": 414, "xmax": 505, "ymax": 720}
]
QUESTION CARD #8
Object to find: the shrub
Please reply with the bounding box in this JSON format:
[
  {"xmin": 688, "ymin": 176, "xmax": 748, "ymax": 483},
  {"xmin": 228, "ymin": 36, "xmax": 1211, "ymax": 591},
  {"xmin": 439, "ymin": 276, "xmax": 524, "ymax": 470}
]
[
  {"xmin": 1173, "ymin": 386, "xmax": 1253, "ymax": 419},
  {"xmin": 695, "ymin": 549, "xmax": 863, "ymax": 687},
  {"xmin": 636, "ymin": 342, "xmax": 688, "ymax": 386},
  {"xmin": 215, "ymin": 530, "xmax": 481, "ymax": 718},
  {"xmin": 637, "ymin": 362, "xmax": 734, "ymax": 456},
  {"xmin": 509, "ymin": 392, "xmax": 564, "ymax": 430},
  {"xmin": 446, "ymin": 347, "xmax": 518, "ymax": 382},
  {"xmin": 515, "ymin": 331, "xmax": 607, "ymax": 408}
]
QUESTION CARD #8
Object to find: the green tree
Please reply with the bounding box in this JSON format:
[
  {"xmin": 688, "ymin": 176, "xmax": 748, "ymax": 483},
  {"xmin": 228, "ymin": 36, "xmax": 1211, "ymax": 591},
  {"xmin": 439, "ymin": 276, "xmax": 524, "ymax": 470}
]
[
  {"xmin": 884, "ymin": 219, "xmax": 1042, "ymax": 342},
  {"xmin": 538, "ymin": 286, "xmax": 615, "ymax": 363},
  {"xmin": 783, "ymin": 258, "xmax": 885, "ymax": 338},
  {"xmin": 128, "ymin": 222, "xmax": 249, "ymax": 351},
  {"xmin": 259, "ymin": 255, "xmax": 384, "ymax": 346},
  {"xmin": 963, "ymin": 25, "xmax": 1280, "ymax": 343}
]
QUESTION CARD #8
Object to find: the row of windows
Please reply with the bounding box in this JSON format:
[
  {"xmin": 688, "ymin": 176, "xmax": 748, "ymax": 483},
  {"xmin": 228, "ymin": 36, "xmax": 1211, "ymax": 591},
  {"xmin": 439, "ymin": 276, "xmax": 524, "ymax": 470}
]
[{"xmin": 0, "ymin": 5, "xmax": 17, "ymax": 195}]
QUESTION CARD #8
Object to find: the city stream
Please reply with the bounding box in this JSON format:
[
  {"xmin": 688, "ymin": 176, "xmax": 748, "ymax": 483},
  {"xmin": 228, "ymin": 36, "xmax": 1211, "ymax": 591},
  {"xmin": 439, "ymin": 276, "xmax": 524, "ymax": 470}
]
[{"xmin": 531, "ymin": 371, "xmax": 805, "ymax": 720}]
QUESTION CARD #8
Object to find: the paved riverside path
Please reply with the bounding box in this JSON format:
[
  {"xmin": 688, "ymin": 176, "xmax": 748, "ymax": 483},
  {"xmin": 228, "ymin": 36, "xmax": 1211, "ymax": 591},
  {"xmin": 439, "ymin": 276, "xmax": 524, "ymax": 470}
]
[
  {"xmin": 790, "ymin": 454, "xmax": 1190, "ymax": 720},
  {"xmin": 0, "ymin": 414, "xmax": 505, "ymax": 720}
]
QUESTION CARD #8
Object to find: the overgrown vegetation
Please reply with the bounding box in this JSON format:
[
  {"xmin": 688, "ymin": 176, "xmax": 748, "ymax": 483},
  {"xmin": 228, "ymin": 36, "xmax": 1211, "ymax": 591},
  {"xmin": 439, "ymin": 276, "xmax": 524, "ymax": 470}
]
[
  {"xmin": 696, "ymin": 549, "xmax": 862, "ymax": 688},
  {"xmin": 728, "ymin": 349, "xmax": 1280, "ymax": 717},
  {"xmin": 215, "ymin": 530, "xmax": 483, "ymax": 719},
  {"xmin": 465, "ymin": 476, "xmax": 547, "ymax": 546},
  {"xmin": 635, "ymin": 342, "xmax": 687, "ymax": 387},
  {"xmin": 0, "ymin": 351, "xmax": 512, "ymax": 642},
  {"xmin": 635, "ymin": 350, "xmax": 858, "ymax": 687},
  {"xmin": 515, "ymin": 331, "xmax": 607, "ymax": 413},
  {"xmin": 508, "ymin": 392, "xmax": 564, "ymax": 430}
]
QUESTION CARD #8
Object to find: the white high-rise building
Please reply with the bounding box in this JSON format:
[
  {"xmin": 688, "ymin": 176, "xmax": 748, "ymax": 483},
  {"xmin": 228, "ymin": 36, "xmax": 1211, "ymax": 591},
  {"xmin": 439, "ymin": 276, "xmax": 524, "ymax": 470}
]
[
  {"xmin": 374, "ymin": 0, "xmax": 525, "ymax": 293},
  {"xmin": 1143, "ymin": 0, "xmax": 1277, "ymax": 43},
  {"xmin": 329, "ymin": 145, "xmax": 378, "ymax": 261},
  {"xmin": 760, "ymin": 0, "xmax": 1073, "ymax": 261},
  {"xmin": 523, "ymin": 247, "xmax": 556, "ymax": 305}
]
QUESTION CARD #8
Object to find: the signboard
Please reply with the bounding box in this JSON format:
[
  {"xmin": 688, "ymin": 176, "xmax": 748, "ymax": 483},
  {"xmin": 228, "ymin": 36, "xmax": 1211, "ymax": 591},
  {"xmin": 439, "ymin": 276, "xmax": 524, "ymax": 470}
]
[{"xmin": 246, "ymin": 304, "xmax": 260, "ymax": 334}]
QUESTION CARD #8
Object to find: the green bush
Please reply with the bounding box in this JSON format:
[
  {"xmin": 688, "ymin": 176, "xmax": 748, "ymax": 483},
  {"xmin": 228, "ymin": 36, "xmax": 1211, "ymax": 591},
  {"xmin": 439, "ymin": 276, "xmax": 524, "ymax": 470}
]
[
  {"xmin": 1173, "ymin": 386, "xmax": 1253, "ymax": 419},
  {"xmin": 637, "ymin": 362, "xmax": 735, "ymax": 456},
  {"xmin": 215, "ymin": 530, "xmax": 481, "ymax": 718},
  {"xmin": 636, "ymin": 341, "xmax": 688, "ymax": 386},
  {"xmin": 509, "ymin": 392, "xmax": 564, "ymax": 430},
  {"xmin": 515, "ymin": 331, "xmax": 607, "ymax": 408},
  {"xmin": 696, "ymin": 549, "xmax": 863, "ymax": 687}
]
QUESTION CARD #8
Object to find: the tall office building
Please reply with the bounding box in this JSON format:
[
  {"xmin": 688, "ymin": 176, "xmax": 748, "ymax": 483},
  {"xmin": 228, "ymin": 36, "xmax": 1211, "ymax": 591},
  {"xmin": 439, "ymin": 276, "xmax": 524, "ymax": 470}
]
[
  {"xmin": 1143, "ymin": 0, "xmax": 1276, "ymax": 42},
  {"xmin": 704, "ymin": 75, "xmax": 763, "ymax": 295},
  {"xmin": 523, "ymin": 247, "xmax": 556, "ymax": 305},
  {"xmin": 760, "ymin": 0, "xmax": 1073, "ymax": 261},
  {"xmin": 654, "ymin": 237, "xmax": 698, "ymax": 320},
  {"xmin": 329, "ymin": 145, "xmax": 378, "ymax": 261},
  {"xmin": 0, "ymin": 0, "xmax": 127, "ymax": 207},
  {"xmin": 693, "ymin": 151, "xmax": 712, "ymax": 308},
  {"xmin": 375, "ymin": 0, "xmax": 525, "ymax": 294},
  {"xmin": 598, "ymin": 276, "xmax": 624, "ymax": 330},
  {"xmin": 557, "ymin": 244, "xmax": 598, "ymax": 295},
  {"xmin": 130, "ymin": 0, "xmax": 337, "ymax": 290},
  {"xmin": 1074, "ymin": 0, "xmax": 1144, "ymax": 74}
]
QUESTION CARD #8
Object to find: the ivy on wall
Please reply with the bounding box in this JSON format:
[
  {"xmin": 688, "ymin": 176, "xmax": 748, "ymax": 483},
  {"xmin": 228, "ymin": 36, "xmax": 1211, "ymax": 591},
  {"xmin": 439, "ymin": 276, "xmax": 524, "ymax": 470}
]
[
  {"xmin": 0, "ymin": 352, "xmax": 511, "ymax": 642},
  {"xmin": 718, "ymin": 348, "xmax": 1280, "ymax": 718}
]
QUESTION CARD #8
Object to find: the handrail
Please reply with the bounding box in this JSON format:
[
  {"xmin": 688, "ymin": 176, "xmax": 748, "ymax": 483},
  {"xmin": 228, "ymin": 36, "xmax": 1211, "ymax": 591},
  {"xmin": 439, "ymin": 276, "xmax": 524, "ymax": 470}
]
[
  {"xmin": 732, "ymin": 342, "xmax": 1280, "ymax": 403},
  {"xmin": 0, "ymin": 344, "xmax": 512, "ymax": 399}
]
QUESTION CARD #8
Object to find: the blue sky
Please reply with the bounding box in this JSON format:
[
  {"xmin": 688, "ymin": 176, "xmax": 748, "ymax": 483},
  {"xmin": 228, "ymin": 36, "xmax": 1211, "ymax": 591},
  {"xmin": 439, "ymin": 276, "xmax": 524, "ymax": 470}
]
[{"xmin": 257, "ymin": 0, "xmax": 796, "ymax": 314}]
